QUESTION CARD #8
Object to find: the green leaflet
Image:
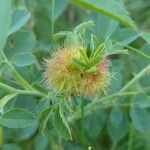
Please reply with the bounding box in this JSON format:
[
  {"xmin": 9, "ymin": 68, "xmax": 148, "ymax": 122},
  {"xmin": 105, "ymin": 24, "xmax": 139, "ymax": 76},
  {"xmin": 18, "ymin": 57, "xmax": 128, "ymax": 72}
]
[
  {"xmin": 93, "ymin": 43, "xmax": 104, "ymax": 58},
  {"xmin": 11, "ymin": 52, "xmax": 36, "ymax": 67},
  {"xmin": 83, "ymin": 109, "xmax": 106, "ymax": 138},
  {"xmin": 130, "ymin": 107, "xmax": 150, "ymax": 133},
  {"xmin": 72, "ymin": 43, "xmax": 105, "ymax": 72},
  {"xmin": 72, "ymin": 58, "xmax": 87, "ymax": 70},
  {"xmin": 8, "ymin": 8, "xmax": 31, "ymax": 35},
  {"xmin": 53, "ymin": 31, "xmax": 72, "ymax": 40},
  {"xmin": 71, "ymin": 0, "xmax": 136, "ymax": 29},
  {"xmin": 53, "ymin": 102, "xmax": 72, "ymax": 140},
  {"xmin": 0, "ymin": 93, "xmax": 18, "ymax": 113},
  {"xmin": 89, "ymin": 54, "xmax": 103, "ymax": 67},
  {"xmin": 90, "ymin": 34, "xmax": 99, "ymax": 51},
  {"xmin": 86, "ymin": 44, "xmax": 93, "ymax": 58},
  {"xmin": 39, "ymin": 107, "xmax": 52, "ymax": 133},
  {"xmin": 105, "ymin": 38, "xmax": 129, "ymax": 56},
  {"xmin": 73, "ymin": 20, "xmax": 94, "ymax": 35},
  {"xmin": 107, "ymin": 108, "xmax": 129, "ymax": 141},
  {"xmin": 79, "ymin": 48, "xmax": 90, "ymax": 64},
  {"xmin": 0, "ymin": 108, "xmax": 36, "ymax": 128},
  {"xmin": 54, "ymin": 21, "xmax": 95, "ymax": 48},
  {"xmin": 0, "ymin": 0, "xmax": 12, "ymax": 51}
]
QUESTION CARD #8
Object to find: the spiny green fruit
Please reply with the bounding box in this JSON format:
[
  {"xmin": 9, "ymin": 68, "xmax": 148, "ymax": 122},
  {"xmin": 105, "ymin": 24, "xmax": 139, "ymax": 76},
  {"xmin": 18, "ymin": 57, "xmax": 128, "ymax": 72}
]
[
  {"xmin": 44, "ymin": 45, "xmax": 111, "ymax": 97},
  {"xmin": 44, "ymin": 46, "xmax": 82, "ymax": 95}
]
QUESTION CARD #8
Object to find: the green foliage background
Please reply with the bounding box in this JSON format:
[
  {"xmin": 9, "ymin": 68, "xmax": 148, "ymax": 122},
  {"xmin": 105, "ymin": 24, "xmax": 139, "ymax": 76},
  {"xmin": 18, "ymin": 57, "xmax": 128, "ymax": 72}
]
[{"xmin": 0, "ymin": 0, "xmax": 150, "ymax": 149}]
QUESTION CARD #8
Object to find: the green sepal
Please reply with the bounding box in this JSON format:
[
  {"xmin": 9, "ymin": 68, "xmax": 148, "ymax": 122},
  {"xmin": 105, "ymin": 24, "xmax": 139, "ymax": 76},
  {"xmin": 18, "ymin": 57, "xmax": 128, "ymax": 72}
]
[
  {"xmin": 53, "ymin": 31, "xmax": 72, "ymax": 40},
  {"xmin": 73, "ymin": 20, "xmax": 94, "ymax": 35},
  {"xmin": 86, "ymin": 44, "xmax": 93, "ymax": 58},
  {"xmin": 89, "ymin": 55, "xmax": 103, "ymax": 67},
  {"xmin": 93, "ymin": 43, "xmax": 104, "ymax": 58},
  {"xmin": 79, "ymin": 48, "xmax": 90, "ymax": 64},
  {"xmin": 72, "ymin": 58, "xmax": 87, "ymax": 70},
  {"xmin": 90, "ymin": 34, "xmax": 99, "ymax": 51}
]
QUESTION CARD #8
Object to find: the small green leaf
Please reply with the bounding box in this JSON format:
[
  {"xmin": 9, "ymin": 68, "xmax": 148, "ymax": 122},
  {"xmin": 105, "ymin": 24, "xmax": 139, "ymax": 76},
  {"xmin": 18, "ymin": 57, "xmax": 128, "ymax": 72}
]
[
  {"xmin": 79, "ymin": 48, "xmax": 89, "ymax": 64},
  {"xmin": 110, "ymin": 108, "xmax": 123, "ymax": 126},
  {"xmin": 34, "ymin": 134, "xmax": 49, "ymax": 150},
  {"xmin": 8, "ymin": 8, "xmax": 31, "ymax": 35},
  {"xmin": 130, "ymin": 107, "xmax": 150, "ymax": 133},
  {"xmin": 0, "ymin": 108, "xmax": 36, "ymax": 128},
  {"xmin": 90, "ymin": 34, "xmax": 99, "ymax": 51},
  {"xmin": 39, "ymin": 107, "xmax": 52, "ymax": 133},
  {"xmin": 59, "ymin": 101, "xmax": 72, "ymax": 140},
  {"xmin": 93, "ymin": 43, "xmax": 104, "ymax": 58},
  {"xmin": 53, "ymin": 101, "xmax": 72, "ymax": 140},
  {"xmin": 89, "ymin": 54, "xmax": 103, "ymax": 67},
  {"xmin": 53, "ymin": 31, "xmax": 72, "ymax": 40},
  {"xmin": 107, "ymin": 110, "xmax": 128, "ymax": 141},
  {"xmin": 111, "ymin": 28, "xmax": 139, "ymax": 45},
  {"xmin": 0, "ymin": 0, "xmax": 12, "ymax": 51},
  {"xmin": 72, "ymin": 58, "xmax": 87, "ymax": 70},
  {"xmin": 105, "ymin": 37, "xmax": 113, "ymax": 55},
  {"xmin": 0, "ymin": 93, "xmax": 17, "ymax": 113},
  {"xmin": 11, "ymin": 53, "xmax": 36, "ymax": 67},
  {"xmin": 71, "ymin": 0, "xmax": 136, "ymax": 28},
  {"xmin": 36, "ymin": 99, "xmax": 50, "ymax": 114},
  {"xmin": 73, "ymin": 20, "xmax": 94, "ymax": 35},
  {"xmin": 4, "ymin": 30, "xmax": 37, "ymax": 59},
  {"xmin": 15, "ymin": 95, "xmax": 37, "ymax": 113},
  {"xmin": 83, "ymin": 109, "xmax": 106, "ymax": 138},
  {"xmin": 86, "ymin": 44, "xmax": 93, "ymax": 58},
  {"xmin": 64, "ymin": 99, "xmax": 74, "ymax": 113},
  {"xmin": 15, "ymin": 122, "xmax": 38, "ymax": 141},
  {"xmin": 105, "ymin": 40, "xmax": 128, "ymax": 56}
]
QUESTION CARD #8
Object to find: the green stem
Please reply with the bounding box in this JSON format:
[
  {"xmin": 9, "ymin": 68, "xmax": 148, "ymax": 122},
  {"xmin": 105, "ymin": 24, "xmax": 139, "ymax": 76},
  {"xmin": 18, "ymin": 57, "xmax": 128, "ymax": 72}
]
[
  {"xmin": 2, "ymin": 51, "xmax": 34, "ymax": 91},
  {"xmin": 0, "ymin": 82, "xmax": 46, "ymax": 97},
  {"xmin": 125, "ymin": 45, "xmax": 150, "ymax": 60},
  {"xmin": 1, "ymin": 51, "xmax": 49, "ymax": 98},
  {"xmin": 51, "ymin": 0, "xmax": 55, "ymax": 36},
  {"xmin": 120, "ymin": 64, "xmax": 150, "ymax": 92},
  {"xmin": 0, "ymin": 82, "xmax": 18, "ymax": 93},
  {"xmin": 18, "ymin": 90, "xmax": 47, "ymax": 97},
  {"xmin": 69, "ymin": 86, "xmax": 150, "ymax": 122},
  {"xmin": 10, "ymin": 66, "xmax": 34, "ymax": 91},
  {"xmin": 128, "ymin": 124, "xmax": 134, "ymax": 150}
]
